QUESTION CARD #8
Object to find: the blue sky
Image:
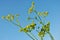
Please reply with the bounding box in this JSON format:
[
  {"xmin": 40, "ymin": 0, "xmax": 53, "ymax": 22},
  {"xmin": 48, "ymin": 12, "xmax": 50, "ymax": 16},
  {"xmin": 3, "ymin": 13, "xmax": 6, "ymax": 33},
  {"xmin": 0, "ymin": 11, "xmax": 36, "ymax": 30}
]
[{"xmin": 0, "ymin": 0, "xmax": 60, "ymax": 40}]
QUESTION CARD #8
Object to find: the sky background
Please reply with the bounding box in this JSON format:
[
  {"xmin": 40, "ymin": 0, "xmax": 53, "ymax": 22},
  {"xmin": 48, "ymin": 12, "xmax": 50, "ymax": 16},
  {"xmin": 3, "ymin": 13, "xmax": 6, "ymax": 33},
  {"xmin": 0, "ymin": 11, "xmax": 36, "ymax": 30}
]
[{"xmin": 0, "ymin": 0, "xmax": 60, "ymax": 40}]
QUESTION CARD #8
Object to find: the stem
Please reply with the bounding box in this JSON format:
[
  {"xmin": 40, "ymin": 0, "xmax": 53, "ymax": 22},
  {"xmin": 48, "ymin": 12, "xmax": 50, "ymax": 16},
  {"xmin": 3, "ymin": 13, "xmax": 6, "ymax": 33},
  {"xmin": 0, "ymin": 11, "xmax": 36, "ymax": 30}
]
[
  {"xmin": 26, "ymin": 32, "xmax": 35, "ymax": 40},
  {"xmin": 41, "ymin": 37, "xmax": 43, "ymax": 40},
  {"xmin": 5, "ymin": 19, "xmax": 36, "ymax": 40},
  {"xmin": 11, "ymin": 21, "xmax": 22, "ymax": 28},
  {"xmin": 47, "ymin": 32, "xmax": 54, "ymax": 40},
  {"xmin": 33, "ymin": 10, "xmax": 44, "ymax": 25},
  {"xmin": 33, "ymin": 10, "xmax": 45, "ymax": 40},
  {"xmin": 28, "ymin": 32, "xmax": 38, "ymax": 40},
  {"xmin": 11, "ymin": 21, "xmax": 38, "ymax": 40}
]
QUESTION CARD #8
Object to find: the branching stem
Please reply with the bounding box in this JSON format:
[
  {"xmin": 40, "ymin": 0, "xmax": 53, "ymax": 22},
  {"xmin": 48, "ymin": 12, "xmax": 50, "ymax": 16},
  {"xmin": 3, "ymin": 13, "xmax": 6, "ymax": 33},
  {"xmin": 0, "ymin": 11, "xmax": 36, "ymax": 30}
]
[
  {"xmin": 34, "ymin": 10, "xmax": 44, "ymax": 25},
  {"xmin": 5, "ymin": 19, "xmax": 37, "ymax": 40}
]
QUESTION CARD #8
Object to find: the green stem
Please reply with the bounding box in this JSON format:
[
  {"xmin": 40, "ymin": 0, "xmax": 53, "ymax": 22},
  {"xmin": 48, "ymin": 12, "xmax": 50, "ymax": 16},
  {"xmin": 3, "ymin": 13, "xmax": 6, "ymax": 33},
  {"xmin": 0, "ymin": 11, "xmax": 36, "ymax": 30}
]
[
  {"xmin": 34, "ymin": 10, "xmax": 44, "ymax": 25},
  {"xmin": 28, "ymin": 32, "xmax": 38, "ymax": 40},
  {"xmin": 41, "ymin": 37, "xmax": 43, "ymax": 40},
  {"xmin": 11, "ymin": 21, "xmax": 22, "ymax": 28},
  {"xmin": 11, "ymin": 21, "xmax": 38, "ymax": 40},
  {"xmin": 47, "ymin": 32, "xmax": 54, "ymax": 40},
  {"xmin": 26, "ymin": 32, "xmax": 35, "ymax": 40},
  {"xmin": 5, "ymin": 19, "xmax": 36, "ymax": 40}
]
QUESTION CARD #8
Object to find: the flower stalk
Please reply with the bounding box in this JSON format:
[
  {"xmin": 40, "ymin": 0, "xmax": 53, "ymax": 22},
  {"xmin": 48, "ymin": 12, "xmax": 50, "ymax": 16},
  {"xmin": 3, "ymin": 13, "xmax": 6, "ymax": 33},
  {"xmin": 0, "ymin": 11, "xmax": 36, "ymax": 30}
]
[
  {"xmin": 41, "ymin": 37, "xmax": 43, "ymax": 40},
  {"xmin": 4, "ymin": 19, "xmax": 37, "ymax": 40},
  {"xmin": 47, "ymin": 32, "xmax": 54, "ymax": 40}
]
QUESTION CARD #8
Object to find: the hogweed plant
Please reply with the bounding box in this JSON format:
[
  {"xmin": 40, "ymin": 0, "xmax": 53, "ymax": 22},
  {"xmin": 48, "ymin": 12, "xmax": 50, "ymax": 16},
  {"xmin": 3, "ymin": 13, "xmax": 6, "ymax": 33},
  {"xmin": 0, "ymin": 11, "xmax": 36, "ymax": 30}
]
[{"xmin": 1, "ymin": 1, "xmax": 54, "ymax": 40}]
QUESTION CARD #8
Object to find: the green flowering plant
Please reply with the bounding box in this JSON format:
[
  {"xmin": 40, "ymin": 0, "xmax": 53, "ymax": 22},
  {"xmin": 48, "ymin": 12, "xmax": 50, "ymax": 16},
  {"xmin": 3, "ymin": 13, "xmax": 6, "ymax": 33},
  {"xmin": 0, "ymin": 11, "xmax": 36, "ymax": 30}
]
[{"xmin": 1, "ymin": 1, "xmax": 54, "ymax": 40}]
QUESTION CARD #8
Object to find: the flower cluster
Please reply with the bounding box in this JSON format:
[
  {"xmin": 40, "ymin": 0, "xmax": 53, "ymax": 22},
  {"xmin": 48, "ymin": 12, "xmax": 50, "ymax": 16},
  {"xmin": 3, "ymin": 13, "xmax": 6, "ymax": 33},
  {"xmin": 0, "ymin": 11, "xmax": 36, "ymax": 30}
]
[
  {"xmin": 1, "ymin": 1, "xmax": 54, "ymax": 40},
  {"xmin": 2, "ymin": 14, "xmax": 14, "ymax": 21},
  {"xmin": 19, "ymin": 22, "xmax": 36, "ymax": 32},
  {"xmin": 38, "ymin": 22, "xmax": 50, "ymax": 37},
  {"xmin": 38, "ymin": 11, "xmax": 48, "ymax": 17},
  {"xmin": 2, "ymin": 14, "xmax": 20, "ymax": 25},
  {"xmin": 38, "ymin": 31, "xmax": 45, "ymax": 37},
  {"xmin": 19, "ymin": 28, "xmax": 29, "ymax": 32},
  {"xmin": 28, "ymin": 2, "xmax": 35, "ymax": 14},
  {"xmin": 2, "ymin": 14, "xmax": 20, "ymax": 21}
]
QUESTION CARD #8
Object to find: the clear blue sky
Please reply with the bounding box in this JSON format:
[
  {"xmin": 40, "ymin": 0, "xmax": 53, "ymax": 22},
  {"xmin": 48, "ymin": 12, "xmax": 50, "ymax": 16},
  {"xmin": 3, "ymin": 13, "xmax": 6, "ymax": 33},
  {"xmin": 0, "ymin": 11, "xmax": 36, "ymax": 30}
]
[{"xmin": 0, "ymin": 0, "xmax": 60, "ymax": 40}]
